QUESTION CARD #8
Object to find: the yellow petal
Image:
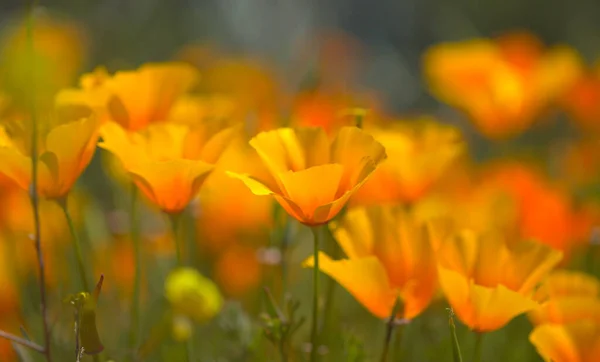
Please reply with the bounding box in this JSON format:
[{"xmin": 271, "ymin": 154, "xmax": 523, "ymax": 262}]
[
  {"xmin": 506, "ymin": 240, "xmax": 563, "ymax": 294},
  {"xmin": 530, "ymin": 321, "xmax": 600, "ymax": 362},
  {"xmin": 529, "ymin": 297, "xmax": 600, "ymax": 326},
  {"xmin": 330, "ymin": 126, "xmax": 387, "ymax": 193},
  {"xmin": 226, "ymin": 171, "xmax": 276, "ymax": 196},
  {"xmin": 330, "ymin": 207, "xmax": 375, "ymax": 258},
  {"xmin": 278, "ymin": 164, "xmax": 344, "ymax": 223},
  {"xmin": 302, "ymin": 252, "xmax": 397, "ymax": 319},
  {"xmin": 130, "ymin": 160, "xmax": 214, "ymax": 213}
]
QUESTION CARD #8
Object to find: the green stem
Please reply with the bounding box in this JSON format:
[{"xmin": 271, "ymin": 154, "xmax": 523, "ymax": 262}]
[
  {"xmin": 129, "ymin": 185, "xmax": 141, "ymax": 360},
  {"xmin": 58, "ymin": 197, "xmax": 90, "ymax": 293},
  {"xmin": 380, "ymin": 299, "xmax": 402, "ymax": 362},
  {"xmin": 169, "ymin": 213, "xmax": 183, "ymax": 266},
  {"xmin": 185, "ymin": 332, "xmax": 195, "ymax": 362},
  {"xmin": 447, "ymin": 309, "xmax": 463, "ymax": 362},
  {"xmin": 473, "ymin": 332, "xmax": 484, "ymax": 362},
  {"xmin": 26, "ymin": 2, "xmax": 52, "ymax": 361},
  {"xmin": 310, "ymin": 225, "xmax": 322, "ymax": 362},
  {"xmin": 321, "ymin": 229, "xmax": 340, "ymax": 340}
]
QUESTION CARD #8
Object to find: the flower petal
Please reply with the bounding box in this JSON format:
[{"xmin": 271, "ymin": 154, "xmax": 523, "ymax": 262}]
[{"xmin": 302, "ymin": 252, "xmax": 397, "ymax": 319}]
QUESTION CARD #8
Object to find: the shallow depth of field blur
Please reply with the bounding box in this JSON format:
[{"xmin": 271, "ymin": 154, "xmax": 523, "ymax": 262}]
[{"xmin": 1, "ymin": 0, "xmax": 600, "ymax": 361}]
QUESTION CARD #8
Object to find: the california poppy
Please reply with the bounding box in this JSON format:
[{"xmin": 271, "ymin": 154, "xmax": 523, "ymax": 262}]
[
  {"xmin": 303, "ymin": 205, "xmax": 439, "ymax": 320},
  {"xmin": 228, "ymin": 126, "xmax": 386, "ymax": 226}
]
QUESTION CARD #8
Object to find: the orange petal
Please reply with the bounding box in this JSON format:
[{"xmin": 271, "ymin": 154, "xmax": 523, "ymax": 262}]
[
  {"xmin": 530, "ymin": 321, "xmax": 600, "ymax": 362},
  {"xmin": 330, "ymin": 207, "xmax": 375, "ymax": 258},
  {"xmin": 302, "ymin": 252, "xmax": 397, "ymax": 319},
  {"xmin": 130, "ymin": 160, "xmax": 214, "ymax": 213}
]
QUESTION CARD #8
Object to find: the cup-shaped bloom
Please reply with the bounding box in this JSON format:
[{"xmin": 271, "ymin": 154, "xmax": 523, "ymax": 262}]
[
  {"xmin": 103, "ymin": 63, "xmax": 199, "ymax": 131},
  {"xmin": 98, "ymin": 121, "xmax": 236, "ymax": 213},
  {"xmin": 437, "ymin": 230, "xmax": 563, "ymax": 332},
  {"xmin": 351, "ymin": 118, "xmax": 464, "ymax": 205},
  {"xmin": 424, "ymin": 33, "xmax": 580, "ymax": 139},
  {"xmin": 228, "ymin": 126, "xmax": 386, "ymax": 226},
  {"xmin": 303, "ymin": 206, "xmax": 438, "ymax": 320},
  {"xmin": 0, "ymin": 115, "xmax": 99, "ymax": 199},
  {"xmin": 529, "ymin": 271, "xmax": 600, "ymax": 326},
  {"xmin": 530, "ymin": 320, "xmax": 600, "ymax": 362},
  {"xmin": 165, "ymin": 267, "xmax": 223, "ymax": 341}
]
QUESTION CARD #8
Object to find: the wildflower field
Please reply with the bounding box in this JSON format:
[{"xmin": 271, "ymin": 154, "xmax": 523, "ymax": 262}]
[{"xmin": 0, "ymin": 1, "xmax": 599, "ymax": 362}]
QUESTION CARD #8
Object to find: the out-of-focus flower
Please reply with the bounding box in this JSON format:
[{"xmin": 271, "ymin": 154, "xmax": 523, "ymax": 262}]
[
  {"xmin": 437, "ymin": 229, "xmax": 562, "ymax": 332},
  {"xmin": 195, "ymin": 136, "xmax": 272, "ymax": 253},
  {"xmin": 228, "ymin": 126, "xmax": 386, "ymax": 226},
  {"xmin": 55, "ymin": 67, "xmax": 113, "ymax": 124},
  {"xmin": 560, "ymin": 66, "xmax": 600, "ymax": 132},
  {"xmin": 99, "ymin": 121, "xmax": 236, "ymax": 213},
  {"xmin": 530, "ymin": 320, "xmax": 600, "ymax": 362},
  {"xmin": 303, "ymin": 206, "xmax": 438, "ymax": 320},
  {"xmin": 0, "ymin": 12, "xmax": 87, "ymax": 108},
  {"xmin": 168, "ymin": 94, "xmax": 239, "ymax": 127},
  {"xmin": 102, "ymin": 63, "xmax": 199, "ymax": 131},
  {"xmin": 214, "ymin": 245, "xmax": 262, "ymax": 298},
  {"xmin": 424, "ymin": 33, "xmax": 581, "ymax": 139},
  {"xmin": 529, "ymin": 270, "xmax": 600, "ymax": 326},
  {"xmin": 0, "ymin": 112, "xmax": 99, "ymax": 199},
  {"xmin": 351, "ymin": 118, "xmax": 463, "ymax": 205},
  {"xmin": 165, "ymin": 268, "xmax": 223, "ymax": 341}
]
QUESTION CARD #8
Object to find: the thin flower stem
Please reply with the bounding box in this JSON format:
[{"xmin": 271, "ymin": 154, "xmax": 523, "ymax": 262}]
[
  {"xmin": 58, "ymin": 197, "xmax": 91, "ymax": 293},
  {"xmin": 169, "ymin": 213, "xmax": 183, "ymax": 266},
  {"xmin": 380, "ymin": 299, "xmax": 402, "ymax": 362},
  {"xmin": 26, "ymin": 2, "xmax": 51, "ymax": 360},
  {"xmin": 186, "ymin": 334, "xmax": 195, "ymax": 362},
  {"xmin": 447, "ymin": 308, "xmax": 463, "ymax": 362},
  {"xmin": 310, "ymin": 225, "xmax": 322, "ymax": 362},
  {"xmin": 473, "ymin": 332, "xmax": 484, "ymax": 362},
  {"xmin": 129, "ymin": 184, "xmax": 141, "ymax": 360},
  {"xmin": 0, "ymin": 330, "xmax": 45, "ymax": 354}
]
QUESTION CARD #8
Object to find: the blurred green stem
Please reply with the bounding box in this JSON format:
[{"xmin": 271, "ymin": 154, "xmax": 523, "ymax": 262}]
[
  {"xmin": 380, "ymin": 299, "xmax": 402, "ymax": 362},
  {"xmin": 473, "ymin": 332, "xmax": 484, "ymax": 362},
  {"xmin": 58, "ymin": 196, "xmax": 90, "ymax": 293},
  {"xmin": 26, "ymin": 1, "xmax": 52, "ymax": 360},
  {"xmin": 129, "ymin": 185, "xmax": 141, "ymax": 360},
  {"xmin": 310, "ymin": 225, "xmax": 322, "ymax": 362},
  {"xmin": 169, "ymin": 213, "xmax": 183, "ymax": 266},
  {"xmin": 186, "ymin": 332, "xmax": 195, "ymax": 362},
  {"xmin": 322, "ymin": 229, "xmax": 340, "ymax": 340}
]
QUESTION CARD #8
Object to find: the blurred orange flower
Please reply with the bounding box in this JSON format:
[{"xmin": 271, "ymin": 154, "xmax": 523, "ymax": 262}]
[
  {"xmin": 214, "ymin": 244, "xmax": 263, "ymax": 298},
  {"xmin": 304, "ymin": 206, "xmax": 438, "ymax": 320},
  {"xmin": 195, "ymin": 136, "xmax": 272, "ymax": 253},
  {"xmin": 228, "ymin": 126, "xmax": 386, "ymax": 226},
  {"xmin": 437, "ymin": 229, "xmax": 562, "ymax": 332},
  {"xmin": 560, "ymin": 67, "xmax": 600, "ymax": 132},
  {"xmin": 530, "ymin": 320, "xmax": 600, "ymax": 362},
  {"xmin": 99, "ymin": 121, "xmax": 237, "ymax": 213},
  {"xmin": 103, "ymin": 63, "xmax": 199, "ymax": 131},
  {"xmin": 424, "ymin": 33, "xmax": 581, "ymax": 139},
  {"xmin": 529, "ymin": 270, "xmax": 600, "ymax": 326},
  {"xmin": 0, "ymin": 114, "xmax": 99, "ymax": 199},
  {"xmin": 351, "ymin": 118, "xmax": 463, "ymax": 205}
]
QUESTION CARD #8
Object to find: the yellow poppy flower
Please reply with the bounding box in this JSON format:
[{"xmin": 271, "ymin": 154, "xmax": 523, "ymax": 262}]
[
  {"xmin": 0, "ymin": 114, "xmax": 99, "ymax": 199},
  {"xmin": 437, "ymin": 229, "xmax": 563, "ymax": 332},
  {"xmin": 103, "ymin": 62, "xmax": 199, "ymax": 131},
  {"xmin": 98, "ymin": 121, "xmax": 236, "ymax": 213},
  {"xmin": 351, "ymin": 118, "xmax": 464, "ymax": 205},
  {"xmin": 530, "ymin": 320, "xmax": 600, "ymax": 362},
  {"xmin": 303, "ymin": 206, "xmax": 439, "ymax": 320},
  {"xmin": 228, "ymin": 126, "xmax": 386, "ymax": 226}
]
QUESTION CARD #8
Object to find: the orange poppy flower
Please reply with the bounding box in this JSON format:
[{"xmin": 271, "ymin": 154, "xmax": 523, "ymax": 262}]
[
  {"xmin": 530, "ymin": 320, "xmax": 600, "ymax": 362},
  {"xmin": 0, "ymin": 113, "xmax": 99, "ymax": 199},
  {"xmin": 228, "ymin": 126, "xmax": 386, "ymax": 226},
  {"xmin": 103, "ymin": 62, "xmax": 199, "ymax": 131},
  {"xmin": 560, "ymin": 67, "xmax": 600, "ymax": 132},
  {"xmin": 351, "ymin": 118, "xmax": 464, "ymax": 205},
  {"xmin": 529, "ymin": 270, "xmax": 600, "ymax": 326},
  {"xmin": 424, "ymin": 32, "xmax": 580, "ymax": 139},
  {"xmin": 98, "ymin": 121, "xmax": 237, "ymax": 213},
  {"xmin": 437, "ymin": 229, "xmax": 562, "ymax": 332},
  {"xmin": 303, "ymin": 205, "xmax": 438, "ymax": 320},
  {"xmin": 214, "ymin": 244, "xmax": 263, "ymax": 298}
]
